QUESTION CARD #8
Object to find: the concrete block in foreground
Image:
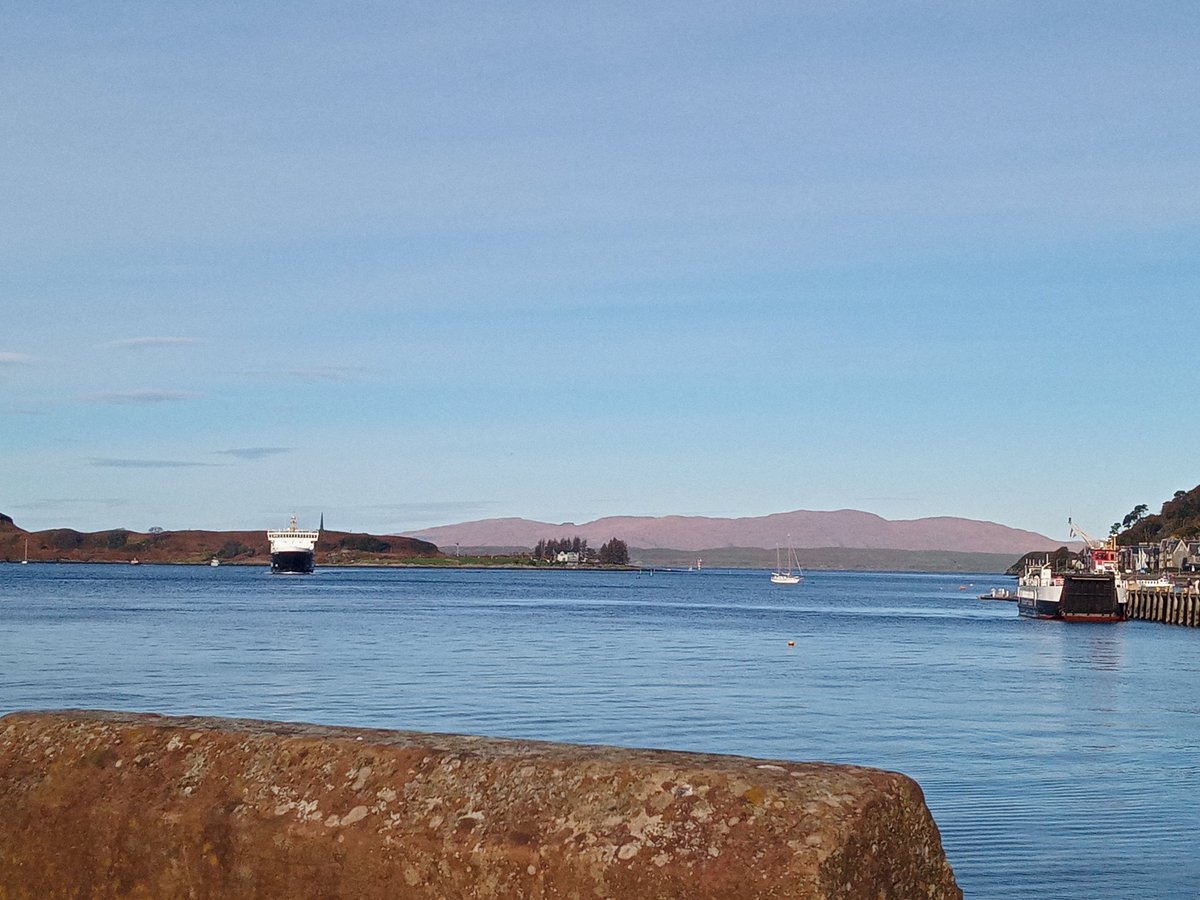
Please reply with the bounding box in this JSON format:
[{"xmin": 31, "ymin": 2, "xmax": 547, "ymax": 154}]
[{"xmin": 0, "ymin": 710, "xmax": 960, "ymax": 899}]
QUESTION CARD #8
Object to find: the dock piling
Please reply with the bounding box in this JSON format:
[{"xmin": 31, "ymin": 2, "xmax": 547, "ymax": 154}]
[{"xmin": 1126, "ymin": 588, "xmax": 1200, "ymax": 627}]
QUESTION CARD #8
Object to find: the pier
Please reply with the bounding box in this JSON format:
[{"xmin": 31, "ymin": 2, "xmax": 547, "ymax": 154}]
[{"xmin": 1125, "ymin": 586, "xmax": 1200, "ymax": 627}]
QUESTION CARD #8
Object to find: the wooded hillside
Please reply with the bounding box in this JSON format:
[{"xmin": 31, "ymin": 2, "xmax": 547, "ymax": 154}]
[{"xmin": 1118, "ymin": 484, "xmax": 1200, "ymax": 543}]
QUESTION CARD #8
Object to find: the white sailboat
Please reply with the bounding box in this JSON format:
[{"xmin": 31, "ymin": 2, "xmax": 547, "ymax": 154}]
[
  {"xmin": 771, "ymin": 537, "xmax": 802, "ymax": 585},
  {"xmin": 21, "ymin": 537, "xmax": 29, "ymax": 564}
]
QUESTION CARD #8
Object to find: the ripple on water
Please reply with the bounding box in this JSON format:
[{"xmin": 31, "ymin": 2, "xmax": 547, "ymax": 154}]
[{"xmin": 3, "ymin": 565, "xmax": 1200, "ymax": 899}]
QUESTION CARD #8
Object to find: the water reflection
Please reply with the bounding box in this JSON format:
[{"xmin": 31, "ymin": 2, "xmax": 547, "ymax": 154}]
[{"xmin": 1069, "ymin": 628, "xmax": 1124, "ymax": 672}]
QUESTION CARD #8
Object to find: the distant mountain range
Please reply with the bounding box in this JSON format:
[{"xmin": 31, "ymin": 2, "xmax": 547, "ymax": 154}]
[
  {"xmin": 0, "ymin": 508, "xmax": 1075, "ymax": 572},
  {"xmin": 404, "ymin": 509, "xmax": 1071, "ymax": 555}
]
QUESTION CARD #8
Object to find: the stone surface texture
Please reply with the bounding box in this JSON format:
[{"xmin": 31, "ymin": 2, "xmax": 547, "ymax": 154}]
[{"xmin": 0, "ymin": 710, "xmax": 961, "ymax": 899}]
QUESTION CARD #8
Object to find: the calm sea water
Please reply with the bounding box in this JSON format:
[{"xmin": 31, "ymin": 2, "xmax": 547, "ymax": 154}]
[{"xmin": 3, "ymin": 564, "xmax": 1198, "ymax": 898}]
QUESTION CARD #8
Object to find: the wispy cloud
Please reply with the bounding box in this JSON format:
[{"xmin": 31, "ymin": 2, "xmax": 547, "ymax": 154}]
[
  {"xmin": 214, "ymin": 447, "xmax": 292, "ymax": 461},
  {"xmin": 82, "ymin": 389, "xmax": 202, "ymax": 405},
  {"xmin": 240, "ymin": 365, "xmax": 367, "ymax": 382},
  {"xmin": 89, "ymin": 457, "xmax": 221, "ymax": 468},
  {"xmin": 101, "ymin": 337, "xmax": 199, "ymax": 349},
  {"xmin": 16, "ymin": 497, "xmax": 131, "ymax": 509},
  {"xmin": 0, "ymin": 352, "xmax": 34, "ymax": 365}
]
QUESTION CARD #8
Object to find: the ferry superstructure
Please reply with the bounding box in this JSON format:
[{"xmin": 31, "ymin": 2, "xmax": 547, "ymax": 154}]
[{"xmin": 267, "ymin": 516, "xmax": 319, "ymax": 574}]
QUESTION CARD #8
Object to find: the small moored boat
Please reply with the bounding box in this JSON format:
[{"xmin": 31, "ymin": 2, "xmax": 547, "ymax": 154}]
[
  {"xmin": 771, "ymin": 537, "xmax": 803, "ymax": 585},
  {"xmin": 979, "ymin": 587, "xmax": 1016, "ymax": 601}
]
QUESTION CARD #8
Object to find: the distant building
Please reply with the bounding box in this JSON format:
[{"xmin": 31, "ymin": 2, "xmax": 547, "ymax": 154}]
[
  {"xmin": 1123, "ymin": 538, "xmax": 1200, "ymax": 572},
  {"xmin": 1163, "ymin": 538, "xmax": 1190, "ymax": 570},
  {"xmin": 555, "ymin": 551, "xmax": 581, "ymax": 564}
]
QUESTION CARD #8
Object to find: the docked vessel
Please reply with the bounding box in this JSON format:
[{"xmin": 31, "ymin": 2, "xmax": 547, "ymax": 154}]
[
  {"xmin": 268, "ymin": 515, "xmax": 320, "ymax": 574},
  {"xmin": 1017, "ymin": 520, "xmax": 1126, "ymax": 622}
]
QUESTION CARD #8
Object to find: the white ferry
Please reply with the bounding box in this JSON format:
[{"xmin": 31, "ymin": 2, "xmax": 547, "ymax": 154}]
[
  {"xmin": 267, "ymin": 515, "xmax": 319, "ymax": 574},
  {"xmin": 1017, "ymin": 520, "xmax": 1126, "ymax": 622}
]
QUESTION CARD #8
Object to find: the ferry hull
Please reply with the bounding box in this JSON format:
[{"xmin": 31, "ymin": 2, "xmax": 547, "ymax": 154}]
[
  {"xmin": 1061, "ymin": 611, "xmax": 1125, "ymax": 623},
  {"xmin": 271, "ymin": 550, "xmax": 314, "ymax": 574},
  {"xmin": 1017, "ymin": 596, "xmax": 1061, "ymax": 619}
]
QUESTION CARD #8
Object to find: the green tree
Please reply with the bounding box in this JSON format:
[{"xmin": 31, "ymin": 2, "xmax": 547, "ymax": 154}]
[
  {"xmin": 598, "ymin": 538, "xmax": 628, "ymax": 565},
  {"xmin": 1122, "ymin": 504, "xmax": 1149, "ymax": 530}
]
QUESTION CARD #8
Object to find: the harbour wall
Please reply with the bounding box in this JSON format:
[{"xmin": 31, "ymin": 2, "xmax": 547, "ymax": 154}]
[
  {"xmin": 0, "ymin": 710, "xmax": 961, "ymax": 899},
  {"xmin": 1126, "ymin": 588, "xmax": 1200, "ymax": 627}
]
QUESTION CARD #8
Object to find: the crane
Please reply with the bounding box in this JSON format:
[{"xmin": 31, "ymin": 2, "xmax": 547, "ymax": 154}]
[
  {"xmin": 1068, "ymin": 518, "xmax": 1120, "ymax": 573},
  {"xmin": 1068, "ymin": 517, "xmax": 1105, "ymax": 549}
]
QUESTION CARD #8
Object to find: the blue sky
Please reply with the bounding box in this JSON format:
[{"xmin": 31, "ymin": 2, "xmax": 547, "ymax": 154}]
[{"xmin": 2, "ymin": 2, "xmax": 1198, "ymax": 541}]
